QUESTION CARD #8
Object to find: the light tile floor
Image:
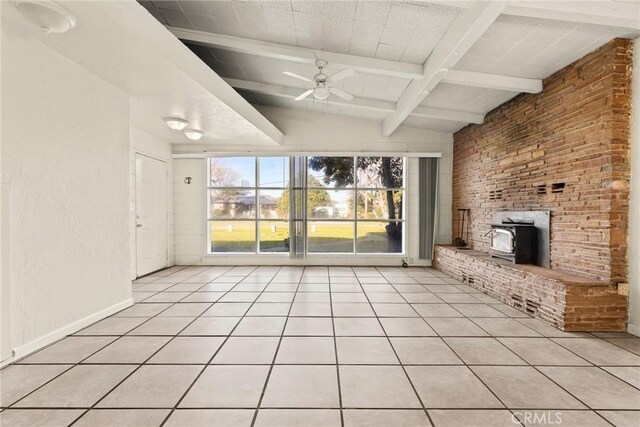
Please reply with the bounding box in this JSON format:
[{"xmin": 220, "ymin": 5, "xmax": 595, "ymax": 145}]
[{"xmin": 2, "ymin": 265, "xmax": 640, "ymax": 427}]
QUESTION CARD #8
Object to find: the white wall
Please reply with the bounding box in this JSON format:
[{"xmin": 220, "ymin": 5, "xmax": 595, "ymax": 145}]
[
  {"xmin": 628, "ymin": 37, "xmax": 640, "ymax": 337},
  {"xmin": 173, "ymin": 106, "xmax": 453, "ymax": 266},
  {"xmin": 1, "ymin": 8, "xmax": 132, "ymax": 360},
  {"xmin": 130, "ymin": 126, "xmax": 175, "ymax": 280}
]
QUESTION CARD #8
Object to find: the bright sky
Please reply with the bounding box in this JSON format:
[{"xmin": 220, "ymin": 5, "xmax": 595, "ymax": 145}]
[{"xmin": 212, "ymin": 157, "xmax": 289, "ymax": 187}]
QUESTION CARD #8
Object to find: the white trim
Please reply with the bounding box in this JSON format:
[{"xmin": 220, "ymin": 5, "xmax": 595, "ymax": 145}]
[
  {"xmin": 134, "ymin": 150, "xmax": 169, "ymax": 165},
  {"xmin": 224, "ymin": 78, "xmax": 484, "ymax": 124},
  {"xmin": 167, "ymin": 27, "xmax": 423, "ymax": 80},
  {"xmin": 174, "ymin": 152, "xmax": 443, "ymax": 159},
  {"xmin": 1, "ymin": 298, "xmax": 133, "ymax": 367},
  {"xmin": 134, "ymin": 153, "xmax": 169, "ymax": 278},
  {"xmin": 629, "ymin": 324, "xmax": 640, "ymax": 338},
  {"xmin": 441, "ymin": 70, "xmax": 542, "ymax": 94},
  {"xmin": 1, "ymin": 183, "xmax": 12, "ymax": 363},
  {"xmin": 504, "ymin": 2, "xmax": 640, "ymax": 31},
  {"xmin": 431, "ymin": 0, "xmax": 640, "ymax": 30},
  {"xmin": 382, "ymin": 1, "xmax": 506, "ymax": 136},
  {"xmin": 412, "ymin": 106, "xmax": 484, "ymax": 124},
  {"xmin": 178, "ymin": 256, "xmax": 432, "ymax": 267}
]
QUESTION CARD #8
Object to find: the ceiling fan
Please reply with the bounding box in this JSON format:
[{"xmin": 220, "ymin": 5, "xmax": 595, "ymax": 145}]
[{"xmin": 283, "ymin": 59, "xmax": 355, "ymax": 101}]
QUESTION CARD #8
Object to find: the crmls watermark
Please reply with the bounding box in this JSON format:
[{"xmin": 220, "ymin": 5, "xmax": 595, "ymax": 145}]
[{"xmin": 512, "ymin": 411, "xmax": 563, "ymax": 425}]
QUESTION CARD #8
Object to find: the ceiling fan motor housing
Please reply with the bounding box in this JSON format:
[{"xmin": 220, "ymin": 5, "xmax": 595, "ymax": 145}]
[
  {"xmin": 284, "ymin": 58, "xmax": 354, "ymax": 101},
  {"xmin": 314, "ymin": 72, "xmax": 328, "ymax": 83}
]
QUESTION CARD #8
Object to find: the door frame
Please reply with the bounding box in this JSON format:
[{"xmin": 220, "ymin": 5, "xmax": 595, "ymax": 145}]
[{"xmin": 134, "ymin": 152, "xmax": 168, "ymax": 278}]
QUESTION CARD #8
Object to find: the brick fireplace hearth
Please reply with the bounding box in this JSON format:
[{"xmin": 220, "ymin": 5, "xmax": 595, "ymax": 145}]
[
  {"xmin": 439, "ymin": 38, "xmax": 633, "ymax": 332},
  {"xmin": 434, "ymin": 246, "xmax": 627, "ymax": 331}
]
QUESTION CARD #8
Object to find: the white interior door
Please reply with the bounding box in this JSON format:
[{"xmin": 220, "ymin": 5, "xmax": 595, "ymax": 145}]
[{"xmin": 136, "ymin": 154, "xmax": 167, "ymax": 277}]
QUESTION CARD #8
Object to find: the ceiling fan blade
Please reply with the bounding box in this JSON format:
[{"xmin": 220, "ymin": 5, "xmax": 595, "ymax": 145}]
[
  {"xmin": 283, "ymin": 71, "xmax": 312, "ymax": 82},
  {"xmin": 294, "ymin": 89, "xmax": 314, "ymax": 101},
  {"xmin": 329, "ymin": 87, "xmax": 353, "ymax": 100},
  {"xmin": 327, "ymin": 67, "xmax": 355, "ymax": 83}
]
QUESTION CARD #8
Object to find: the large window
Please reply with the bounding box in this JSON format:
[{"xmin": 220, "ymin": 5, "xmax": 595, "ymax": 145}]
[
  {"xmin": 207, "ymin": 156, "xmax": 404, "ymax": 255},
  {"xmin": 307, "ymin": 156, "xmax": 404, "ymax": 254},
  {"xmin": 208, "ymin": 157, "xmax": 290, "ymax": 253}
]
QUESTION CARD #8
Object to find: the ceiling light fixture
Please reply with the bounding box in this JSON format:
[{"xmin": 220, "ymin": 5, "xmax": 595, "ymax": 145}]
[
  {"xmin": 164, "ymin": 117, "xmax": 189, "ymax": 130},
  {"xmin": 15, "ymin": 0, "xmax": 76, "ymax": 34},
  {"xmin": 313, "ymin": 84, "xmax": 330, "ymax": 100},
  {"xmin": 184, "ymin": 129, "xmax": 204, "ymax": 141}
]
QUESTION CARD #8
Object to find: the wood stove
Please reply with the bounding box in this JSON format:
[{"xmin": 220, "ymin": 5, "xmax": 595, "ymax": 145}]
[{"xmin": 490, "ymin": 219, "xmax": 535, "ymax": 264}]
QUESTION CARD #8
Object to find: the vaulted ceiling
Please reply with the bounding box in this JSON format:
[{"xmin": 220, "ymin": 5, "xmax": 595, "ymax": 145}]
[{"xmin": 139, "ymin": 1, "xmax": 639, "ymax": 134}]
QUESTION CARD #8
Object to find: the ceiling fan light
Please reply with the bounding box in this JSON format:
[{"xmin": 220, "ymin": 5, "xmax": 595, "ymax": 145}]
[
  {"xmin": 164, "ymin": 117, "xmax": 189, "ymax": 130},
  {"xmin": 15, "ymin": 0, "xmax": 76, "ymax": 34},
  {"xmin": 184, "ymin": 129, "xmax": 204, "ymax": 141},
  {"xmin": 313, "ymin": 86, "xmax": 330, "ymax": 100}
]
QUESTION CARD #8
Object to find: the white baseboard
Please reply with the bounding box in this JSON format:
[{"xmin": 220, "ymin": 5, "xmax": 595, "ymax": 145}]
[
  {"xmin": 1, "ymin": 298, "xmax": 133, "ymax": 368},
  {"xmin": 628, "ymin": 323, "xmax": 640, "ymax": 337}
]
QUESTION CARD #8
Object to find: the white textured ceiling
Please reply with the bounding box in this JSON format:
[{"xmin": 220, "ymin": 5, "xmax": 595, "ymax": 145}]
[
  {"xmin": 455, "ymin": 14, "xmax": 634, "ymax": 79},
  {"xmin": 139, "ymin": 0, "xmax": 639, "ymax": 133},
  {"xmin": 141, "ymin": 1, "xmax": 458, "ymax": 62},
  {"xmin": 6, "ymin": 0, "xmax": 282, "ymax": 145}
]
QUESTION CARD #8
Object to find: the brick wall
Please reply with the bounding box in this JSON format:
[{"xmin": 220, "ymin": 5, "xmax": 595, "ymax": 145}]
[{"xmin": 452, "ymin": 39, "xmax": 633, "ymax": 284}]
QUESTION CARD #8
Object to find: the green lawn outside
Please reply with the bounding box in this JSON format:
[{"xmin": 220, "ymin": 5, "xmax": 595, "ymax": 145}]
[{"xmin": 210, "ymin": 221, "xmax": 401, "ymax": 253}]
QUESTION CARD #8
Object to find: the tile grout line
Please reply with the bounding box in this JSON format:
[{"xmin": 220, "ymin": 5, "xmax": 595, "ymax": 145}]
[
  {"xmin": 425, "ymin": 273, "xmax": 622, "ymax": 424},
  {"xmin": 539, "ymin": 333, "xmax": 640, "ymax": 392},
  {"xmin": 3, "ymin": 265, "xmax": 639, "ymax": 426},
  {"xmin": 387, "ymin": 267, "xmax": 520, "ymax": 424},
  {"xmin": 69, "ymin": 267, "xmax": 255, "ymax": 426},
  {"xmin": 6, "ymin": 286, "xmax": 200, "ymax": 410},
  {"xmin": 369, "ymin": 266, "xmax": 435, "ymax": 426},
  {"xmin": 413, "ymin": 269, "xmax": 553, "ymax": 425},
  {"xmin": 332, "ymin": 269, "xmax": 347, "ymax": 427},
  {"xmin": 379, "ymin": 268, "xmax": 601, "ymax": 425},
  {"xmin": 431, "ymin": 280, "xmax": 619, "ymax": 425},
  {"xmin": 250, "ymin": 267, "xmax": 304, "ymax": 427},
  {"xmin": 8, "ymin": 267, "xmax": 231, "ymax": 423},
  {"xmin": 158, "ymin": 265, "xmax": 274, "ymax": 427}
]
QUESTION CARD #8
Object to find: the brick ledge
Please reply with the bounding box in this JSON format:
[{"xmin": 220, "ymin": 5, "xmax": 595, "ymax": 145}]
[
  {"xmin": 433, "ymin": 245, "xmax": 627, "ymax": 332},
  {"xmin": 436, "ymin": 245, "xmax": 610, "ymax": 287}
]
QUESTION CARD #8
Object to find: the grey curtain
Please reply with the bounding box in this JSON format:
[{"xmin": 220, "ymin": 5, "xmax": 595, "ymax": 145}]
[
  {"xmin": 289, "ymin": 156, "xmax": 306, "ymax": 258},
  {"xmin": 419, "ymin": 157, "xmax": 439, "ymax": 260}
]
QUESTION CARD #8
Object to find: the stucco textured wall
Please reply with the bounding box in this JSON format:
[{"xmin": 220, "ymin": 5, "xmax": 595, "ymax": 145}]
[{"xmin": 2, "ymin": 11, "xmax": 131, "ymax": 351}]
